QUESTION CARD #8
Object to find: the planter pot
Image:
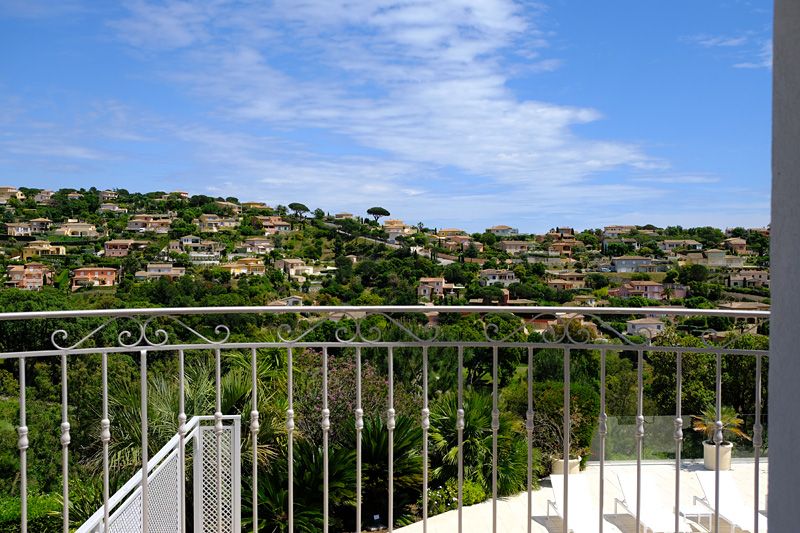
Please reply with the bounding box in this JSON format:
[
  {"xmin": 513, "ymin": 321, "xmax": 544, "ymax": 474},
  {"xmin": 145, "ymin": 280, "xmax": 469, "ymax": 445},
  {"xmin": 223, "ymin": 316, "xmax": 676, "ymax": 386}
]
[
  {"xmin": 551, "ymin": 457, "xmax": 581, "ymax": 475},
  {"xmin": 703, "ymin": 441, "xmax": 734, "ymax": 470}
]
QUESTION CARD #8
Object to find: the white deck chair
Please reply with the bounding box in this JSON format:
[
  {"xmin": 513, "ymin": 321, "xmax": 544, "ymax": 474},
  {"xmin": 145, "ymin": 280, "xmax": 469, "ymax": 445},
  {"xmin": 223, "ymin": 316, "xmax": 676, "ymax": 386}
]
[
  {"xmin": 614, "ymin": 472, "xmax": 696, "ymax": 533},
  {"xmin": 694, "ymin": 470, "xmax": 768, "ymax": 532},
  {"xmin": 547, "ymin": 474, "xmax": 620, "ymax": 533}
]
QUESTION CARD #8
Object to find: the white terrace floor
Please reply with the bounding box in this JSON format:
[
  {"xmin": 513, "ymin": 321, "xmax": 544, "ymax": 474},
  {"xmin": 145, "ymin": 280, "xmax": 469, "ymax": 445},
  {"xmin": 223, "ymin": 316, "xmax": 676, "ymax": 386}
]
[{"xmin": 397, "ymin": 460, "xmax": 769, "ymax": 533}]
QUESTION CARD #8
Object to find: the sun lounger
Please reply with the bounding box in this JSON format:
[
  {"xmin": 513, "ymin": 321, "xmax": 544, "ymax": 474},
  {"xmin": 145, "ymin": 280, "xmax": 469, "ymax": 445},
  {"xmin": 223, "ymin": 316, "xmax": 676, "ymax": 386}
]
[
  {"xmin": 694, "ymin": 470, "xmax": 768, "ymax": 532},
  {"xmin": 614, "ymin": 472, "xmax": 696, "ymax": 532},
  {"xmin": 547, "ymin": 474, "xmax": 620, "ymax": 533}
]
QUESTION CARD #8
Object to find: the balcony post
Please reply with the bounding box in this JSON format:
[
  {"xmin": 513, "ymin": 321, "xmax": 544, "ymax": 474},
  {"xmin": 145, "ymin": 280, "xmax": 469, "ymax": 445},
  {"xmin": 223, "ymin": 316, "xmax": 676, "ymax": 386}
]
[{"xmin": 771, "ymin": 1, "xmax": 800, "ymax": 528}]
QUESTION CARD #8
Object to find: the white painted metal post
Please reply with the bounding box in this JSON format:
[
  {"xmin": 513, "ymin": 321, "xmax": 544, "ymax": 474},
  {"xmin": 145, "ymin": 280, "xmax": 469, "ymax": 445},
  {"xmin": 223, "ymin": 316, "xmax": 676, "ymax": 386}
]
[
  {"xmin": 60, "ymin": 354, "xmax": 70, "ymax": 533},
  {"xmin": 421, "ymin": 346, "xmax": 429, "ymax": 532},
  {"xmin": 387, "ymin": 346, "xmax": 395, "ymax": 532},
  {"xmin": 355, "ymin": 346, "xmax": 363, "ymax": 533},
  {"xmin": 178, "ymin": 350, "xmax": 187, "ymax": 533},
  {"xmin": 140, "ymin": 350, "xmax": 149, "ymax": 533},
  {"xmin": 250, "ymin": 348, "xmax": 259, "ymax": 533},
  {"xmin": 101, "ymin": 353, "xmax": 111, "ymax": 532},
  {"xmin": 18, "ymin": 357, "xmax": 28, "ymax": 533}
]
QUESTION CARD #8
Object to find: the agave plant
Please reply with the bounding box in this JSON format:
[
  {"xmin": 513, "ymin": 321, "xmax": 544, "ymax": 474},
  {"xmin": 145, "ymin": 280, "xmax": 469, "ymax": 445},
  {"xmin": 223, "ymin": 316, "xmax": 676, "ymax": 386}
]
[{"xmin": 692, "ymin": 404, "xmax": 751, "ymax": 444}]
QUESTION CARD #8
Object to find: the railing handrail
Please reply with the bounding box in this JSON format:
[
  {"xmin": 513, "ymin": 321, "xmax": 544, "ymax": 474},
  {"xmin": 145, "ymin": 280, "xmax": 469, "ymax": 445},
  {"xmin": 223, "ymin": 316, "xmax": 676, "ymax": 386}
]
[
  {"xmin": 0, "ymin": 304, "xmax": 771, "ymax": 321},
  {"xmin": 75, "ymin": 415, "xmax": 241, "ymax": 533}
]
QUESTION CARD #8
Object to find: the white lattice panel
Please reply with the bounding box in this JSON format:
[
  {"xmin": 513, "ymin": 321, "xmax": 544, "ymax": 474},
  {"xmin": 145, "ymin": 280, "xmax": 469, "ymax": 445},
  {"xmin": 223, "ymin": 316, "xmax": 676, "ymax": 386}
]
[
  {"xmin": 76, "ymin": 416, "xmax": 240, "ymax": 533},
  {"xmin": 108, "ymin": 450, "xmax": 181, "ymax": 533},
  {"xmin": 194, "ymin": 424, "xmax": 240, "ymax": 533}
]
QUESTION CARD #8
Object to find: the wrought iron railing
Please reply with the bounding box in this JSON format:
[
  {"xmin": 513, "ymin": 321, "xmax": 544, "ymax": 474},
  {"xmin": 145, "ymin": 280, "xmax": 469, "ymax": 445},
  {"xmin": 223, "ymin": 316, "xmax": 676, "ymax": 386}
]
[{"xmin": 0, "ymin": 305, "xmax": 769, "ymax": 533}]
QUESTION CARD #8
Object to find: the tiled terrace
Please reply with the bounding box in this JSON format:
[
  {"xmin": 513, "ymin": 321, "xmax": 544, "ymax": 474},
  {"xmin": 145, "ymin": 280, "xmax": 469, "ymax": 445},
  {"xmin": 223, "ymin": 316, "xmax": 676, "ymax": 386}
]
[{"xmin": 398, "ymin": 460, "xmax": 769, "ymax": 533}]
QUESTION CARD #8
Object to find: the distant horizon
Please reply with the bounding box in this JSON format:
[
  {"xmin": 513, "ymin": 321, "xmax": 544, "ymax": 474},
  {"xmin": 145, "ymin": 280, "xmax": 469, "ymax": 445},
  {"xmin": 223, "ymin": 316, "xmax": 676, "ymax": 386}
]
[
  {"xmin": 5, "ymin": 183, "xmax": 770, "ymax": 236},
  {"xmin": 1, "ymin": 1, "xmax": 771, "ymax": 232}
]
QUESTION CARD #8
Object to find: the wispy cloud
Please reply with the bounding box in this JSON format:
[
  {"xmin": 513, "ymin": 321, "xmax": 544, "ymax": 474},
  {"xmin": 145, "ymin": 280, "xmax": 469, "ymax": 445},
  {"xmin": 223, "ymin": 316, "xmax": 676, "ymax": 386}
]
[
  {"xmin": 681, "ymin": 31, "xmax": 772, "ymax": 70},
  {"xmin": 632, "ymin": 174, "xmax": 721, "ymax": 185},
  {"xmin": 734, "ymin": 38, "xmax": 772, "ymax": 69},
  {"xmin": 681, "ymin": 34, "xmax": 750, "ymax": 48},
  {"xmin": 0, "ymin": 0, "xmax": 85, "ymax": 19},
  {"xmin": 109, "ymin": 0, "xmax": 218, "ymax": 50},
  {"xmin": 111, "ymin": 1, "xmax": 652, "ymax": 190},
  {"xmin": 0, "ymin": 136, "xmax": 111, "ymax": 161}
]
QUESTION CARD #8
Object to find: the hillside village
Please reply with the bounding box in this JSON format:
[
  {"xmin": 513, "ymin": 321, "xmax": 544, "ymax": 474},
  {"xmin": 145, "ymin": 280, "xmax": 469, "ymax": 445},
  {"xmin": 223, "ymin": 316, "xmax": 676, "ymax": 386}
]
[
  {"xmin": 0, "ymin": 185, "xmax": 770, "ymax": 333},
  {"xmin": 0, "ymin": 184, "xmax": 772, "ymax": 530}
]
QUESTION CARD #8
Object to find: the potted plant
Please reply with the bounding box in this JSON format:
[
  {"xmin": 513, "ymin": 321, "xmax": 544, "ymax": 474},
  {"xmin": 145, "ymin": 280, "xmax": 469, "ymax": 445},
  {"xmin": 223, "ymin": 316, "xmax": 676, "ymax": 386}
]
[
  {"xmin": 534, "ymin": 410, "xmax": 585, "ymax": 475},
  {"xmin": 550, "ymin": 448, "xmax": 585, "ymax": 475},
  {"xmin": 692, "ymin": 404, "xmax": 751, "ymax": 470}
]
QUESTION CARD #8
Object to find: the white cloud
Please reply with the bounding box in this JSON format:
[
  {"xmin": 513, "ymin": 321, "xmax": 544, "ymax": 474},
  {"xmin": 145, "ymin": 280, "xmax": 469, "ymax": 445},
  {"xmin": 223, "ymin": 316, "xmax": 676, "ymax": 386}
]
[
  {"xmin": 112, "ymin": 1, "xmax": 656, "ymax": 191},
  {"xmin": 109, "ymin": 0, "xmax": 219, "ymax": 49},
  {"xmin": 682, "ymin": 34, "xmax": 750, "ymax": 48},
  {"xmin": 0, "ymin": 0, "xmax": 84, "ymax": 18},
  {"xmin": 682, "ymin": 32, "xmax": 772, "ymax": 70},
  {"xmin": 0, "ymin": 138, "xmax": 110, "ymax": 160},
  {"xmin": 632, "ymin": 174, "xmax": 721, "ymax": 185},
  {"xmin": 734, "ymin": 39, "xmax": 772, "ymax": 69}
]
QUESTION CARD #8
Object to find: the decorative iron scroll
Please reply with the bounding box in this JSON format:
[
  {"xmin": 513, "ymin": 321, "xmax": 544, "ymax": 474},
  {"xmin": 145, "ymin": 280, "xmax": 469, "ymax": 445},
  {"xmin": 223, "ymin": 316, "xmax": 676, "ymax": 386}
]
[
  {"xmin": 51, "ymin": 316, "xmax": 230, "ymax": 350},
  {"xmin": 277, "ymin": 311, "xmax": 440, "ymax": 343},
  {"xmin": 49, "ymin": 310, "xmax": 768, "ymax": 350}
]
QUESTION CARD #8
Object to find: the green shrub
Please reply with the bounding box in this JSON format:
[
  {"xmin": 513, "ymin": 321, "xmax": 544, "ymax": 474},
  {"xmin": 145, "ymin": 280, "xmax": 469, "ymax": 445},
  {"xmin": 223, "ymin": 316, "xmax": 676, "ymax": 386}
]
[
  {"xmin": 504, "ymin": 380, "xmax": 599, "ymax": 470},
  {"xmin": 429, "ymin": 390, "xmax": 542, "ymax": 496},
  {"xmin": 0, "ymin": 493, "xmax": 61, "ymax": 532},
  {"xmin": 424, "ymin": 478, "xmax": 486, "ymax": 516}
]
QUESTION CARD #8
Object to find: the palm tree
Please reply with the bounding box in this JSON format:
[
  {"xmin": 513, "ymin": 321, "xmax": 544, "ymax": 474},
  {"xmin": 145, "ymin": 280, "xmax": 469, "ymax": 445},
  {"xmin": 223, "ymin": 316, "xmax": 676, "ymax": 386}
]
[
  {"xmin": 242, "ymin": 438, "xmax": 356, "ymax": 532},
  {"xmin": 88, "ymin": 344, "xmax": 287, "ymax": 478},
  {"xmin": 337, "ymin": 415, "xmax": 422, "ymax": 529},
  {"xmin": 429, "ymin": 390, "xmax": 536, "ymax": 497},
  {"xmin": 692, "ymin": 404, "xmax": 751, "ymax": 444}
]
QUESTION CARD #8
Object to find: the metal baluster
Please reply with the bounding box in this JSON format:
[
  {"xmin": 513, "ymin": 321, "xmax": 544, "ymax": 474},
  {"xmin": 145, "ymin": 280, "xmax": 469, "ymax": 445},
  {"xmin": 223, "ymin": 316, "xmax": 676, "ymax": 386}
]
[
  {"xmin": 388, "ymin": 346, "xmax": 395, "ymax": 532},
  {"xmin": 215, "ymin": 348, "xmax": 223, "ymax": 533},
  {"xmin": 355, "ymin": 347, "xmax": 363, "ymax": 533},
  {"xmin": 635, "ymin": 349, "xmax": 644, "ymax": 533},
  {"xmin": 526, "ymin": 347, "xmax": 534, "ymax": 533},
  {"xmin": 422, "ymin": 346, "xmax": 429, "ymax": 532},
  {"xmin": 287, "ymin": 347, "xmax": 294, "ymax": 532},
  {"xmin": 178, "ymin": 350, "xmax": 187, "ymax": 533},
  {"xmin": 457, "ymin": 346, "xmax": 464, "ymax": 533},
  {"xmin": 101, "ymin": 352, "xmax": 111, "ymax": 532},
  {"xmin": 60, "ymin": 354, "xmax": 70, "ymax": 533},
  {"xmin": 250, "ymin": 347, "xmax": 259, "ymax": 533},
  {"xmin": 675, "ymin": 351, "xmax": 684, "ymax": 533},
  {"xmin": 140, "ymin": 350, "xmax": 149, "ymax": 533},
  {"xmin": 563, "ymin": 348, "xmax": 570, "ymax": 533},
  {"xmin": 491, "ymin": 346, "xmax": 499, "ymax": 533},
  {"xmin": 18, "ymin": 357, "xmax": 28, "ymax": 533},
  {"xmin": 714, "ymin": 352, "xmax": 722, "ymax": 533},
  {"xmin": 598, "ymin": 349, "xmax": 607, "ymax": 533},
  {"xmin": 753, "ymin": 354, "xmax": 763, "ymax": 533},
  {"xmin": 322, "ymin": 347, "xmax": 330, "ymax": 533}
]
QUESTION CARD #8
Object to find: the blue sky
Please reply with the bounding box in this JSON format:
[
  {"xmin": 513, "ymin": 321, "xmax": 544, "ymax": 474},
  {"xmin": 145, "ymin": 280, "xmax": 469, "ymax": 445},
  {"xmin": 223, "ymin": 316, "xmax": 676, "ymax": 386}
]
[{"xmin": 0, "ymin": 0, "xmax": 771, "ymax": 233}]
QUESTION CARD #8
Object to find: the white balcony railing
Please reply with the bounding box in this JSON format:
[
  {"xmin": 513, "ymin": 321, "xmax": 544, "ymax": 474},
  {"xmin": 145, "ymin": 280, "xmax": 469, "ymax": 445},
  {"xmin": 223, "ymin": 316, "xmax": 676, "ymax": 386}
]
[
  {"xmin": 76, "ymin": 416, "xmax": 241, "ymax": 533},
  {"xmin": 0, "ymin": 305, "xmax": 769, "ymax": 533}
]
